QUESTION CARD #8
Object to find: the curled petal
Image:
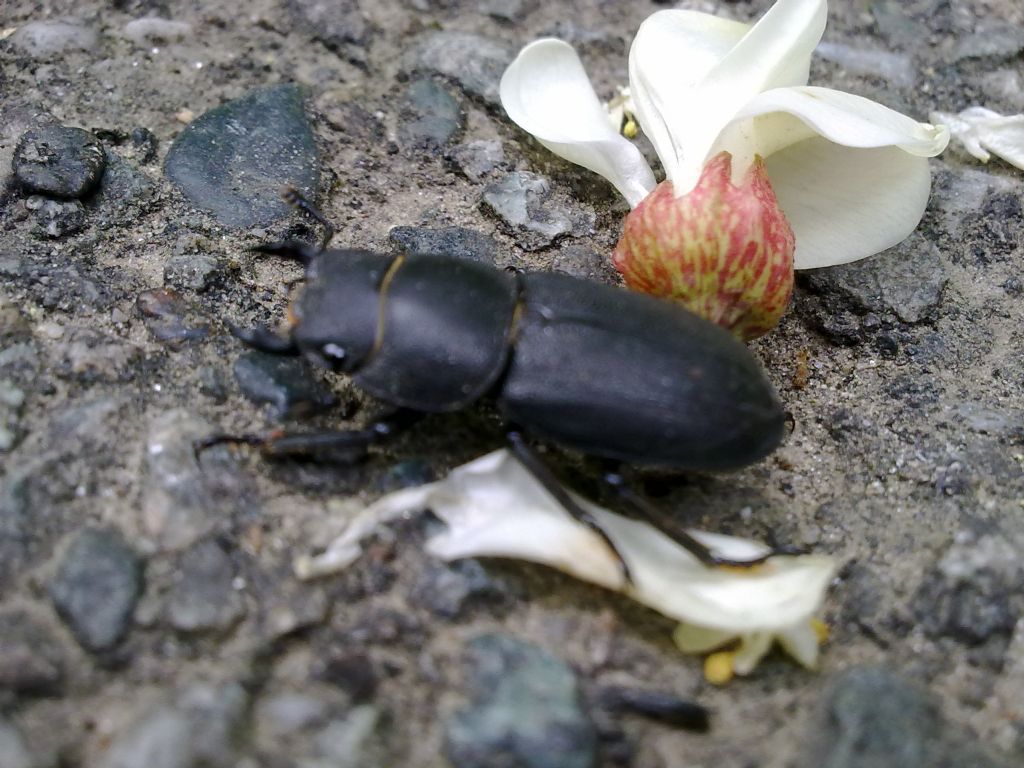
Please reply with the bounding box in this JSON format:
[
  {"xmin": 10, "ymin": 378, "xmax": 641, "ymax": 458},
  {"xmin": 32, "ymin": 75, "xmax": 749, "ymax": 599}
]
[
  {"xmin": 776, "ymin": 621, "xmax": 822, "ymax": 669},
  {"xmin": 931, "ymin": 107, "xmax": 1024, "ymax": 170},
  {"xmin": 500, "ymin": 38, "xmax": 656, "ymax": 207},
  {"xmin": 766, "ymin": 138, "xmax": 934, "ymax": 269},
  {"xmin": 631, "ymin": 0, "xmax": 827, "ymax": 193},
  {"xmin": 733, "ymin": 633, "xmax": 774, "ymax": 675}
]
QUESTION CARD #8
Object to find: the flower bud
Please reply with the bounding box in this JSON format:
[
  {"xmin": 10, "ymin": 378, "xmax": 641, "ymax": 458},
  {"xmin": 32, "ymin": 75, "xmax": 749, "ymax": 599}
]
[{"xmin": 612, "ymin": 152, "xmax": 795, "ymax": 340}]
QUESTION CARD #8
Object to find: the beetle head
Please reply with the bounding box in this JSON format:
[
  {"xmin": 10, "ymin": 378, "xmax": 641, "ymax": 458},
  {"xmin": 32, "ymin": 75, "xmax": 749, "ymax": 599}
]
[{"xmin": 289, "ymin": 249, "xmax": 394, "ymax": 373}]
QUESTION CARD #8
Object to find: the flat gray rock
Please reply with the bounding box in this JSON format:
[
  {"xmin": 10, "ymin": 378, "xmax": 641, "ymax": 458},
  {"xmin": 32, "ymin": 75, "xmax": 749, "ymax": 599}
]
[{"xmin": 164, "ymin": 84, "xmax": 318, "ymax": 229}]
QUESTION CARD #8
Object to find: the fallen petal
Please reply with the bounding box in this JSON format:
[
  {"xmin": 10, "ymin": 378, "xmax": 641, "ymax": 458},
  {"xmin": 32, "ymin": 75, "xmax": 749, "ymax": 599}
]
[
  {"xmin": 931, "ymin": 107, "xmax": 1024, "ymax": 170},
  {"xmin": 500, "ymin": 38, "xmax": 656, "ymax": 206}
]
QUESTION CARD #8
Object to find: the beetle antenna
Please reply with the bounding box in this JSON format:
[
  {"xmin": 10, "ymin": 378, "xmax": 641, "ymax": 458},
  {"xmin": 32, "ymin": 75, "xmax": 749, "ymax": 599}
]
[{"xmin": 281, "ymin": 185, "xmax": 335, "ymax": 252}]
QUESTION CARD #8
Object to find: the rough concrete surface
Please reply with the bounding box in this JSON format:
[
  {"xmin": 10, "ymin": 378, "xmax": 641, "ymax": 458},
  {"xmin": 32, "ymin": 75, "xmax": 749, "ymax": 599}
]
[{"xmin": 1, "ymin": 1, "xmax": 1022, "ymax": 766}]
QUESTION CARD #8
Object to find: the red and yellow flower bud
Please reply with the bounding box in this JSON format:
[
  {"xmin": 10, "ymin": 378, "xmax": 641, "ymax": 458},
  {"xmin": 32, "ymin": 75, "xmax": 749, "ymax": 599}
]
[{"xmin": 612, "ymin": 152, "xmax": 795, "ymax": 340}]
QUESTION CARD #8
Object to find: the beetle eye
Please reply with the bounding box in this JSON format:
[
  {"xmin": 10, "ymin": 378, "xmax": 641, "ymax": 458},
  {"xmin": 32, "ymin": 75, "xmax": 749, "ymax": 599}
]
[{"xmin": 321, "ymin": 343, "xmax": 346, "ymax": 362}]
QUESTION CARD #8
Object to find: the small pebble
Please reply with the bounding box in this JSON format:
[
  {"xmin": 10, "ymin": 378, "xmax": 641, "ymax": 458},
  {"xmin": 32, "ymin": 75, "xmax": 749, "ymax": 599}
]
[
  {"xmin": 122, "ymin": 17, "xmax": 192, "ymax": 47},
  {"xmin": 8, "ymin": 20, "xmax": 99, "ymax": 58}
]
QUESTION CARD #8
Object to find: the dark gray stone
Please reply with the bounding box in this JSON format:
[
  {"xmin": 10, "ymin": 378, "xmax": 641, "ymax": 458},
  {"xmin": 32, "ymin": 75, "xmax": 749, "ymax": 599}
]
[
  {"xmin": 398, "ymin": 79, "xmax": 463, "ymax": 153},
  {"xmin": 50, "ymin": 527, "xmax": 142, "ymax": 653},
  {"xmin": 286, "ymin": 0, "xmax": 368, "ymax": 52},
  {"xmin": 951, "ymin": 22, "xmax": 1024, "ymax": 62},
  {"xmin": 233, "ymin": 351, "xmax": 336, "ymax": 418},
  {"xmin": 404, "ymin": 32, "xmax": 514, "ymax": 105},
  {"xmin": 165, "ymin": 539, "xmax": 246, "ymax": 634},
  {"xmin": 448, "ymin": 140, "xmax": 505, "ymax": 182},
  {"xmin": 13, "ymin": 125, "xmax": 105, "ymax": 199},
  {"xmin": 445, "ymin": 634, "xmax": 597, "ymax": 768},
  {"xmin": 801, "ymin": 667, "xmax": 1014, "ymax": 768},
  {"xmin": 389, "ymin": 225, "xmax": 500, "ymax": 264},
  {"xmin": 412, "ymin": 559, "xmax": 506, "ymax": 619},
  {"xmin": 913, "ymin": 533, "xmax": 1023, "ymax": 646},
  {"xmin": 25, "ymin": 196, "xmax": 87, "ymax": 238},
  {"xmin": 551, "ymin": 245, "xmax": 618, "ymax": 284},
  {"xmin": 93, "ymin": 151, "xmax": 159, "ymax": 226},
  {"xmin": 0, "ymin": 607, "xmax": 66, "ymax": 696},
  {"xmin": 803, "ymin": 231, "xmax": 948, "ymax": 324},
  {"xmin": 164, "ymin": 84, "xmax": 318, "ymax": 229},
  {"xmin": 163, "ymin": 253, "xmax": 221, "ymax": 292},
  {"xmin": 482, "ymin": 172, "xmax": 595, "ymax": 251}
]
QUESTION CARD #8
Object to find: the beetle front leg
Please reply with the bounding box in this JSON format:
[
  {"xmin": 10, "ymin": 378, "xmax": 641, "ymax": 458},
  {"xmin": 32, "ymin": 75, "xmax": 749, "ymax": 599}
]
[
  {"xmin": 197, "ymin": 409, "xmax": 423, "ymax": 464},
  {"xmin": 506, "ymin": 431, "xmax": 634, "ymax": 585}
]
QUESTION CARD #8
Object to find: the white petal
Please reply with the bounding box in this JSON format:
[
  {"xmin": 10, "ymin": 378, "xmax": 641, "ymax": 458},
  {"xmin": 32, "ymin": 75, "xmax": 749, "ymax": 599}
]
[
  {"xmin": 766, "ymin": 138, "xmax": 935, "ymax": 269},
  {"xmin": 726, "ymin": 86, "xmax": 949, "ymax": 160},
  {"xmin": 931, "ymin": 107, "xmax": 1024, "ymax": 170},
  {"xmin": 732, "ymin": 633, "xmax": 774, "ymax": 675},
  {"xmin": 630, "ymin": 1, "xmax": 826, "ymax": 192},
  {"xmin": 672, "ymin": 624, "xmax": 736, "ymax": 654},
  {"xmin": 776, "ymin": 621, "xmax": 821, "ymax": 669},
  {"xmin": 500, "ymin": 39, "xmax": 656, "ymax": 207},
  {"xmin": 298, "ymin": 449, "xmax": 837, "ymax": 637}
]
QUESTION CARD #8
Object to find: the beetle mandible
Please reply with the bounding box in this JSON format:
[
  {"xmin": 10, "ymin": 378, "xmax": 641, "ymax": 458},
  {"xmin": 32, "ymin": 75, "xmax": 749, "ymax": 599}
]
[{"xmin": 214, "ymin": 190, "xmax": 788, "ymax": 578}]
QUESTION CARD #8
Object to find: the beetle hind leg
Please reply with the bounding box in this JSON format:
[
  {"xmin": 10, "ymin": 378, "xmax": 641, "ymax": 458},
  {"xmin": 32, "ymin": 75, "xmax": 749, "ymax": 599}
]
[{"xmin": 228, "ymin": 323, "xmax": 299, "ymax": 355}]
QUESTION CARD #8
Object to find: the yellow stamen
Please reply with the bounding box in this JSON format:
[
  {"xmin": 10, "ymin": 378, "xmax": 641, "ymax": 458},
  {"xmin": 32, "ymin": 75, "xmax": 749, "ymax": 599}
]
[
  {"xmin": 811, "ymin": 618, "xmax": 830, "ymax": 644},
  {"xmin": 704, "ymin": 651, "xmax": 736, "ymax": 685}
]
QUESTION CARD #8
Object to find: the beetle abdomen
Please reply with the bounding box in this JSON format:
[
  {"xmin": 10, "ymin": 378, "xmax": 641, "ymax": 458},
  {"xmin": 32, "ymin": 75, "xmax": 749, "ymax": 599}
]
[
  {"xmin": 499, "ymin": 272, "xmax": 785, "ymax": 469},
  {"xmin": 354, "ymin": 254, "xmax": 519, "ymax": 412}
]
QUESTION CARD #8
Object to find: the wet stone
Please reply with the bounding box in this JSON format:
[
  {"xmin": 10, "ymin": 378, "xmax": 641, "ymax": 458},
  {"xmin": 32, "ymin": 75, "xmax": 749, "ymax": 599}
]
[
  {"xmin": 802, "ymin": 231, "xmax": 948, "ymax": 324},
  {"xmin": 164, "ymin": 84, "xmax": 318, "ymax": 229},
  {"xmin": 445, "ymin": 634, "xmax": 597, "ymax": 768},
  {"xmin": 801, "ymin": 666, "xmax": 1014, "ymax": 768},
  {"xmin": 482, "ymin": 172, "xmax": 595, "ymax": 251},
  {"xmin": 398, "ymin": 79, "xmax": 463, "ymax": 153},
  {"xmin": 389, "ymin": 226, "xmax": 500, "ymax": 265},
  {"xmin": 136, "ymin": 289, "xmax": 209, "ymax": 348},
  {"xmin": 13, "ymin": 125, "xmax": 105, "ymax": 199},
  {"xmin": 50, "ymin": 527, "xmax": 142, "ymax": 653},
  {"xmin": 8, "ymin": 20, "xmax": 100, "ymax": 59},
  {"xmin": 404, "ymin": 32, "xmax": 514, "ymax": 105},
  {"xmin": 163, "ymin": 253, "xmax": 221, "ymax": 292},
  {"xmin": 0, "ymin": 607, "xmax": 66, "ymax": 696},
  {"xmin": 165, "ymin": 539, "xmax": 246, "ymax": 634},
  {"xmin": 25, "ymin": 196, "xmax": 87, "ymax": 239},
  {"xmin": 412, "ymin": 559, "xmax": 507, "ymax": 619},
  {"xmin": 912, "ymin": 533, "xmax": 1023, "ymax": 647},
  {"xmin": 233, "ymin": 350, "xmax": 336, "ymax": 418},
  {"xmin": 448, "ymin": 139, "xmax": 505, "ymax": 182}
]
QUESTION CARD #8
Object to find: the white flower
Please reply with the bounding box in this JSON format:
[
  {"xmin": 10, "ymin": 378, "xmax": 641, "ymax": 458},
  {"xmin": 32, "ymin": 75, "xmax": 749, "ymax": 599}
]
[
  {"xmin": 499, "ymin": 0, "xmax": 949, "ymax": 270},
  {"xmin": 295, "ymin": 449, "xmax": 836, "ymax": 677},
  {"xmin": 930, "ymin": 107, "xmax": 1024, "ymax": 171}
]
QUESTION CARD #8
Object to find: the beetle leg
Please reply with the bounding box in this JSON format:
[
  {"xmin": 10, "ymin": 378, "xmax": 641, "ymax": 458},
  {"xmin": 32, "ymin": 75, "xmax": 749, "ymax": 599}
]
[
  {"xmin": 506, "ymin": 431, "xmax": 634, "ymax": 585},
  {"xmin": 248, "ymin": 240, "xmax": 322, "ymax": 266},
  {"xmin": 600, "ymin": 470, "xmax": 792, "ymax": 568},
  {"xmin": 197, "ymin": 409, "xmax": 423, "ymax": 464},
  {"xmin": 281, "ymin": 185, "xmax": 335, "ymax": 251},
  {"xmin": 228, "ymin": 323, "xmax": 300, "ymax": 355}
]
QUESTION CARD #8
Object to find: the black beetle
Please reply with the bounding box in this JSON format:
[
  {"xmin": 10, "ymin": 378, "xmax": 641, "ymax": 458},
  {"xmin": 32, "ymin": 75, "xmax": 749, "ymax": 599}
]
[{"xmin": 215, "ymin": 192, "xmax": 787, "ymax": 576}]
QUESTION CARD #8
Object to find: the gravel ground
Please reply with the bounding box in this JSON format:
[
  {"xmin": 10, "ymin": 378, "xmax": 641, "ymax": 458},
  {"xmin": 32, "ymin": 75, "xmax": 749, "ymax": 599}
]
[{"xmin": 1, "ymin": 1, "xmax": 1023, "ymax": 767}]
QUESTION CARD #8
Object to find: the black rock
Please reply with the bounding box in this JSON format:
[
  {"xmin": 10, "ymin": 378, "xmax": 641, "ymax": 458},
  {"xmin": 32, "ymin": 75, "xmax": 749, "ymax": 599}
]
[
  {"xmin": 398, "ymin": 79, "xmax": 463, "ymax": 153},
  {"xmin": 389, "ymin": 226, "xmax": 500, "ymax": 265},
  {"xmin": 165, "ymin": 539, "xmax": 246, "ymax": 634},
  {"xmin": 482, "ymin": 172, "xmax": 595, "ymax": 251},
  {"xmin": 165, "ymin": 84, "xmax": 319, "ymax": 229},
  {"xmin": 233, "ymin": 350, "xmax": 336, "ymax": 418},
  {"xmin": 445, "ymin": 634, "xmax": 597, "ymax": 768},
  {"xmin": 404, "ymin": 32, "xmax": 514, "ymax": 105},
  {"xmin": 801, "ymin": 667, "xmax": 1015, "ymax": 768},
  {"xmin": 130, "ymin": 127, "xmax": 159, "ymax": 164},
  {"xmin": 50, "ymin": 527, "xmax": 143, "ymax": 653},
  {"xmin": 13, "ymin": 125, "xmax": 106, "ymax": 199}
]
